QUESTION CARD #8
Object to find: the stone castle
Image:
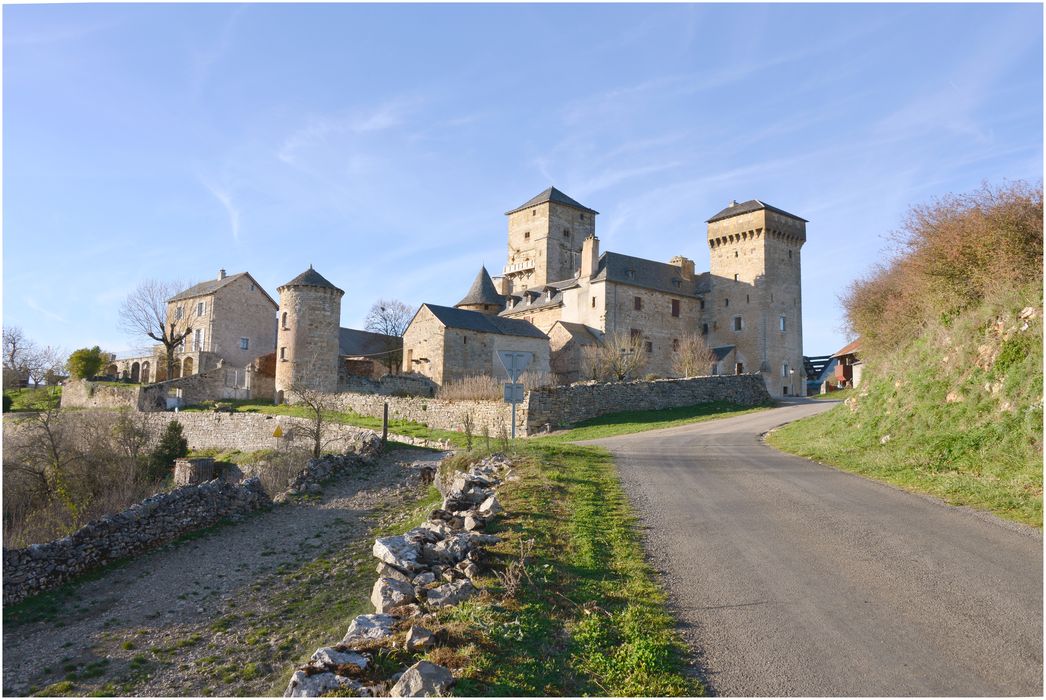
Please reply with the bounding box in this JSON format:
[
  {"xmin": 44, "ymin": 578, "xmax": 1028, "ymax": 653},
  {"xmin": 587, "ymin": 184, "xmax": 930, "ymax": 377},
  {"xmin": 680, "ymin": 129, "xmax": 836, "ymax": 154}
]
[{"xmin": 116, "ymin": 187, "xmax": 807, "ymax": 400}]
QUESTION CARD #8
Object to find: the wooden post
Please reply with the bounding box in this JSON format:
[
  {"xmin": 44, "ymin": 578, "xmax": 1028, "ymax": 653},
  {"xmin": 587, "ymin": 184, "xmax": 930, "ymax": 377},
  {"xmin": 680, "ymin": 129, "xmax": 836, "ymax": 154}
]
[{"xmin": 382, "ymin": 401, "xmax": 389, "ymax": 447}]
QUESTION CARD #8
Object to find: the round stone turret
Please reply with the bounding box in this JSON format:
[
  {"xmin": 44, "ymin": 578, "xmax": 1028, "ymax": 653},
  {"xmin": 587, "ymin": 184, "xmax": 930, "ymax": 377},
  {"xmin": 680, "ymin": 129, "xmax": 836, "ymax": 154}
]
[{"xmin": 275, "ymin": 266, "xmax": 344, "ymax": 397}]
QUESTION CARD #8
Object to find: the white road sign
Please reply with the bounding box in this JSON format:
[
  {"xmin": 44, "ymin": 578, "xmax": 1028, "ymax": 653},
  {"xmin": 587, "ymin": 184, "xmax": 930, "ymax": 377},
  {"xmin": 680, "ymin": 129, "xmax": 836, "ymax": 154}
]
[{"xmin": 497, "ymin": 351, "xmax": 533, "ymax": 382}]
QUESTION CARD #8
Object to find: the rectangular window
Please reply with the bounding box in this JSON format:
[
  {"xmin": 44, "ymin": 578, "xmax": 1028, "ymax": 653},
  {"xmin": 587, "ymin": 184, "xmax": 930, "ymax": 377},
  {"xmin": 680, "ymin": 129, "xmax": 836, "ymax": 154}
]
[
  {"xmin": 701, "ymin": 323, "xmax": 709, "ymax": 335},
  {"xmin": 734, "ymin": 273, "xmax": 739, "ymax": 281},
  {"xmin": 174, "ymin": 306, "xmax": 183, "ymax": 320},
  {"xmin": 782, "ymin": 362, "xmax": 789, "ymax": 378},
  {"xmin": 634, "ymin": 296, "xmax": 642, "ymax": 311},
  {"xmin": 197, "ymin": 301, "xmax": 205, "ymax": 316},
  {"xmin": 280, "ymin": 347, "xmax": 286, "ymax": 360},
  {"xmin": 240, "ymin": 337, "xmax": 249, "ymax": 350},
  {"xmin": 524, "ymin": 231, "xmax": 530, "ymax": 240},
  {"xmin": 645, "ymin": 341, "xmax": 653, "ymax": 353},
  {"xmin": 591, "ymin": 296, "xmax": 596, "ymax": 308},
  {"xmin": 735, "ymin": 362, "xmax": 744, "ymax": 375},
  {"xmin": 779, "ymin": 315, "xmax": 787, "ymax": 332},
  {"xmin": 194, "ymin": 329, "xmax": 203, "ymax": 350},
  {"xmin": 630, "ymin": 328, "xmax": 641, "ymax": 341},
  {"xmin": 699, "ymin": 298, "xmax": 705, "ymax": 310},
  {"xmin": 733, "ymin": 316, "xmax": 743, "ymax": 332},
  {"xmin": 672, "ymin": 338, "xmax": 679, "ymax": 351},
  {"xmin": 671, "ymin": 299, "xmax": 680, "ymax": 317}
]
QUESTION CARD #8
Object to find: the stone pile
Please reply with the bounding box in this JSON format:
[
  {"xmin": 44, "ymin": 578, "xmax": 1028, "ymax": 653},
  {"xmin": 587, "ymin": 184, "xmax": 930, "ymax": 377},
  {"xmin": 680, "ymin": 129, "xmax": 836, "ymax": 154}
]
[
  {"xmin": 276, "ymin": 433, "xmax": 385, "ymax": 502},
  {"xmin": 284, "ymin": 453, "xmax": 514, "ymax": 697},
  {"xmin": 2, "ymin": 477, "xmax": 271, "ymax": 605}
]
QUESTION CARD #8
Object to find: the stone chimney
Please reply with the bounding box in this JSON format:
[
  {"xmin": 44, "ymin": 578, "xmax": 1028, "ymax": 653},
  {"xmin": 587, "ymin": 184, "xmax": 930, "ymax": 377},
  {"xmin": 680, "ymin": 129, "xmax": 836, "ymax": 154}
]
[
  {"xmin": 580, "ymin": 235, "xmax": 600, "ymax": 279},
  {"xmin": 729, "ymin": 199, "xmax": 738, "ymax": 207},
  {"xmin": 218, "ymin": 269, "xmax": 227, "ymax": 280},
  {"xmin": 669, "ymin": 255, "xmax": 695, "ymax": 280}
]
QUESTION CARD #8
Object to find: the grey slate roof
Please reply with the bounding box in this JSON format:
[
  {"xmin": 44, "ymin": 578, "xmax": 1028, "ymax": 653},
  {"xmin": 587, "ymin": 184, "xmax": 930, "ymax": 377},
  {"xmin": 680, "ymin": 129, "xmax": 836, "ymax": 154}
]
[
  {"xmin": 278, "ymin": 266, "xmax": 344, "ymax": 294},
  {"xmin": 592, "ymin": 252, "xmax": 708, "ymax": 297},
  {"xmin": 711, "ymin": 345, "xmax": 736, "ymax": 362},
  {"xmin": 553, "ymin": 321, "xmax": 602, "ymax": 346},
  {"xmin": 168, "ymin": 272, "xmax": 278, "ymax": 309},
  {"xmin": 500, "ymin": 280, "xmax": 573, "ymax": 316},
  {"xmin": 169, "ymin": 272, "xmax": 247, "ymax": 302},
  {"xmin": 706, "ymin": 199, "xmax": 807, "ymax": 224},
  {"xmin": 339, "ymin": 328, "xmax": 402, "ymax": 358},
  {"xmin": 424, "ymin": 304, "xmax": 548, "ymax": 339},
  {"xmin": 456, "ymin": 266, "xmax": 505, "ymax": 308},
  {"xmin": 505, "ymin": 187, "xmax": 599, "ymax": 216}
]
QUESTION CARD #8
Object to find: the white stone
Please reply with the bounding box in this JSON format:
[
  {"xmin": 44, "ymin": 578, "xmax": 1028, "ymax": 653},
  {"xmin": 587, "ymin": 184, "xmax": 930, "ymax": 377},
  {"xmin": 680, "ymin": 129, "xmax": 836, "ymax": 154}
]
[
  {"xmin": 390, "ymin": 661, "xmax": 454, "ymax": 697},
  {"xmin": 342, "ymin": 613, "xmax": 398, "ymax": 644},
  {"xmin": 426, "ymin": 579, "xmax": 476, "ymax": 608},
  {"xmin": 373, "ymin": 535, "xmax": 421, "ymax": 572},
  {"xmin": 310, "ymin": 647, "xmax": 369, "ymax": 669},
  {"xmin": 478, "ymin": 494, "xmax": 503, "ymax": 516},
  {"xmin": 372, "ymin": 577, "xmax": 416, "ymax": 614},
  {"xmin": 284, "ymin": 670, "xmax": 362, "ymax": 697}
]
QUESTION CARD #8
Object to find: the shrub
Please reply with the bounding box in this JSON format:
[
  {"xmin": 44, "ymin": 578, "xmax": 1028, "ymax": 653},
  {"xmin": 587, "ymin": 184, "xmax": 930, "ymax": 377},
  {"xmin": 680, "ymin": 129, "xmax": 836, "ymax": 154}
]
[
  {"xmin": 146, "ymin": 420, "xmax": 188, "ymax": 481},
  {"xmin": 66, "ymin": 346, "xmax": 106, "ymax": 380}
]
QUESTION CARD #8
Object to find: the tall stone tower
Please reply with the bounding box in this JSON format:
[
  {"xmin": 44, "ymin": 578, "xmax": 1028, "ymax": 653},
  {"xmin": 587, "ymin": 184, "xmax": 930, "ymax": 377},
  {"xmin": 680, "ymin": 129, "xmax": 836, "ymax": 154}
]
[
  {"xmin": 706, "ymin": 200, "xmax": 806, "ymax": 397},
  {"xmin": 502, "ymin": 187, "xmax": 598, "ymax": 294},
  {"xmin": 275, "ymin": 266, "xmax": 344, "ymax": 397}
]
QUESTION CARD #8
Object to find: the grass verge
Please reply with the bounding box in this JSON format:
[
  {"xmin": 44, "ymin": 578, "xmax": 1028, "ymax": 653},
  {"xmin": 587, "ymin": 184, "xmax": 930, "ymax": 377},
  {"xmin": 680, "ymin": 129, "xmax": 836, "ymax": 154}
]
[
  {"xmin": 535, "ymin": 400, "xmax": 771, "ymax": 443},
  {"xmin": 419, "ymin": 444, "xmax": 701, "ymax": 696}
]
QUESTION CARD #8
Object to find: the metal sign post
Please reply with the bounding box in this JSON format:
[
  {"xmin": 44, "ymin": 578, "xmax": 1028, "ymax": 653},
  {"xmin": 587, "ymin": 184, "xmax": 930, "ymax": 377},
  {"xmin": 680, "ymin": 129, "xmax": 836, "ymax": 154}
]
[{"xmin": 497, "ymin": 351, "xmax": 533, "ymax": 440}]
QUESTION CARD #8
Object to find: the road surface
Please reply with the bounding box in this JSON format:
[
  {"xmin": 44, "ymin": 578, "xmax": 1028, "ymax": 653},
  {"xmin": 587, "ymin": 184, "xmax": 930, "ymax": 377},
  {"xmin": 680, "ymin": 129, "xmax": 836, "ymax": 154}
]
[{"xmin": 584, "ymin": 400, "xmax": 1043, "ymax": 696}]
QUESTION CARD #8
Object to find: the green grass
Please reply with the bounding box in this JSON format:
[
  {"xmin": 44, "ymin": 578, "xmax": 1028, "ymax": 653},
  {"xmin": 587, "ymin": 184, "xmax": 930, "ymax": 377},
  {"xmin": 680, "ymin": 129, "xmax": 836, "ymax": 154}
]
[
  {"xmin": 180, "ymin": 399, "xmax": 468, "ymax": 447},
  {"xmin": 810, "ymin": 388, "xmax": 853, "ymax": 401},
  {"xmin": 534, "ymin": 400, "xmax": 771, "ymax": 443},
  {"xmin": 768, "ymin": 294, "xmax": 1042, "ymax": 528},
  {"xmin": 424, "ymin": 444, "xmax": 701, "ymax": 696},
  {"xmin": 4, "ymin": 386, "xmax": 62, "ymax": 412}
]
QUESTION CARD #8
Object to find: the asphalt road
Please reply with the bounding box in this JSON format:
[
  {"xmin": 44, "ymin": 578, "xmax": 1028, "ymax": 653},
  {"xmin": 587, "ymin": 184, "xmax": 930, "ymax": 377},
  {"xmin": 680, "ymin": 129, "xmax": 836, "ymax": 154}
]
[{"xmin": 584, "ymin": 400, "xmax": 1043, "ymax": 696}]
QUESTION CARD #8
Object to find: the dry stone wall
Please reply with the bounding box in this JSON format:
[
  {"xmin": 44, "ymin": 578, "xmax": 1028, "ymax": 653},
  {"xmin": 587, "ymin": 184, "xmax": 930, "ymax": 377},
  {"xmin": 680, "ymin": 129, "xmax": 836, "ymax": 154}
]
[
  {"xmin": 3, "ymin": 478, "xmax": 271, "ymax": 605},
  {"xmin": 525, "ymin": 374, "xmax": 772, "ymax": 431},
  {"xmin": 310, "ymin": 393, "xmax": 526, "ymax": 439},
  {"xmin": 169, "ymin": 412, "xmax": 377, "ymax": 454}
]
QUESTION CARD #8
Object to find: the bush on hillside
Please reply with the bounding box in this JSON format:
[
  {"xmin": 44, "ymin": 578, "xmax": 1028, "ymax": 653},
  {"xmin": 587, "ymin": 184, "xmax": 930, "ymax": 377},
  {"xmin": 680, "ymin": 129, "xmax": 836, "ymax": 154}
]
[{"xmin": 843, "ymin": 181, "xmax": 1043, "ymax": 354}]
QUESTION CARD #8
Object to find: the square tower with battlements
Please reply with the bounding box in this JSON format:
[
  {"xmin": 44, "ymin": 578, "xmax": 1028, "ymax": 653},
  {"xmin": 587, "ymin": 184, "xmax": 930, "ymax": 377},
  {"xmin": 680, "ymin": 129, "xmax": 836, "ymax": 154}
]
[{"xmin": 502, "ymin": 187, "xmax": 598, "ymax": 294}]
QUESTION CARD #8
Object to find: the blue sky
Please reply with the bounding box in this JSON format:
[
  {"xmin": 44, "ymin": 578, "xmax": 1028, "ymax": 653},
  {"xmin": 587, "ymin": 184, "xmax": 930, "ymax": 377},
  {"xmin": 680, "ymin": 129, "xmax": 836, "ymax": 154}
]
[{"xmin": 3, "ymin": 3, "xmax": 1042, "ymax": 359}]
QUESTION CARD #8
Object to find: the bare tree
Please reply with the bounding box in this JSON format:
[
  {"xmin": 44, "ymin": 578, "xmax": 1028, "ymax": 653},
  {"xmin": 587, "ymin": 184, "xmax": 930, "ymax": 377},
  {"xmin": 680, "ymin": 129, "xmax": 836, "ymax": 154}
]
[
  {"xmin": 673, "ymin": 332, "xmax": 716, "ymax": 378},
  {"xmin": 118, "ymin": 279, "xmax": 198, "ymax": 382},
  {"xmin": 583, "ymin": 331, "xmax": 648, "ymax": 382},
  {"xmin": 287, "ymin": 317, "xmax": 343, "ymax": 458},
  {"xmin": 364, "ymin": 299, "xmax": 415, "ymax": 374},
  {"xmin": 3, "ymin": 326, "xmax": 65, "ymax": 387}
]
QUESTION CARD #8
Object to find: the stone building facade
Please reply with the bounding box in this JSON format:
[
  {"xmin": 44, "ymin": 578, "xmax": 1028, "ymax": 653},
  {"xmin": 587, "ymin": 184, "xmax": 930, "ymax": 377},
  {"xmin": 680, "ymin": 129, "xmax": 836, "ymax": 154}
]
[
  {"xmin": 401, "ymin": 304, "xmax": 550, "ymax": 385},
  {"xmin": 115, "ymin": 270, "xmax": 277, "ymax": 386},
  {"xmin": 413, "ymin": 187, "xmax": 807, "ymax": 397}
]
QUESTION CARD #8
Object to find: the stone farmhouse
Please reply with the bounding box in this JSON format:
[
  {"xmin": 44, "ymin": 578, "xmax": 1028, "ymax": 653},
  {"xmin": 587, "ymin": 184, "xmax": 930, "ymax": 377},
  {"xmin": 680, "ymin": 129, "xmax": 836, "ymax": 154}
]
[
  {"xmin": 116, "ymin": 270, "xmax": 277, "ymax": 387},
  {"xmin": 402, "ymin": 187, "xmax": 807, "ymax": 398}
]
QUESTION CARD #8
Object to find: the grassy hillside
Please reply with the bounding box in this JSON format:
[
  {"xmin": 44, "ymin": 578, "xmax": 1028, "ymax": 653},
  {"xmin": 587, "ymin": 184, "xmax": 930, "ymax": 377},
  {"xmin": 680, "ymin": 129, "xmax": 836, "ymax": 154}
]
[{"xmin": 770, "ymin": 183, "xmax": 1042, "ymax": 527}]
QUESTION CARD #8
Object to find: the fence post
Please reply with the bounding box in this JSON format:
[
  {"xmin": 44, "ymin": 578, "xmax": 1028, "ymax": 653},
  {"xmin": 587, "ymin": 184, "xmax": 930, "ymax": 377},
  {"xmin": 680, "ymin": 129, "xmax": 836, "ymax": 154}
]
[{"xmin": 382, "ymin": 401, "xmax": 389, "ymax": 447}]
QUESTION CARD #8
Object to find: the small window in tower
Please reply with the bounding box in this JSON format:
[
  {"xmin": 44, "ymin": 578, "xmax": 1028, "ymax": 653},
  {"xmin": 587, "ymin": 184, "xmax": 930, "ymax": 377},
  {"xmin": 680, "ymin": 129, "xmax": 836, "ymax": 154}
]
[
  {"xmin": 463, "ymin": 336, "xmax": 467, "ymax": 345},
  {"xmin": 734, "ymin": 274, "xmax": 739, "ymax": 282},
  {"xmin": 645, "ymin": 341, "xmax": 653, "ymax": 353},
  {"xmin": 781, "ymin": 362, "xmax": 789, "ymax": 378},
  {"xmin": 532, "ymin": 210, "xmax": 537, "ymax": 216},
  {"xmin": 634, "ymin": 296, "xmax": 642, "ymax": 311},
  {"xmin": 735, "ymin": 251, "xmax": 739, "ymax": 258},
  {"xmin": 671, "ymin": 299, "xmax": 680, "ymax": 317},
  {"xmin": 563, "ymin": 228, "xmax": 570, "ymax": 238},
  {"xmin": 746, "ymin": 294, "xmax": 750, "ymax": 304},
  {"xmin": 280, "ymin": 347, "xmax": 286, "ymax": 361},
  {"xmin": 524, "ymin": 231, "xmax": 530, "ymax": 240},
  {"xmin": 591, "ymin": 296, "xmax": 596, "ymax": 308},
  {"xmin": 672, "ymin": 338, "xmax": 679, "ymax": 351},
  {"xmin": 733, "ymin": 316, "xmax": 743, "ymax": 331},
  {"xmin": 735, "ymin": 362, "xmax": 744, "ymax": 375},
  {"xmin": 281, "ymin": 311, "xmax": 288, "ymax": 329},
  {"xmin": 725, "ymin": 298, "xmax": 730, "ymax": 307},
  {"xmin": 701, "ymin": 323, "xmax": 709, "ymax": 335},
  {"xmin": 240, "ymin": 337, "xmax": 249, "ymax": 350},
  {"xmin": 779, "ymin": 315, "xmax": 787, "ymax": 332},
  {"xmin": 699, "ymin": 298, "xmax": 705, "ymax": 310},
  {"xmin": 789, "ymin": 249, "xmax": 793, "ymax": 259}
]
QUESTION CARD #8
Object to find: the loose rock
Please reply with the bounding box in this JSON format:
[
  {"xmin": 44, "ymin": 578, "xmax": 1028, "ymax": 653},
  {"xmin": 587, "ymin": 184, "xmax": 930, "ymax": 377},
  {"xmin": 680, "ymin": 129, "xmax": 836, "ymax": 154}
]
[{"xmin": 390, "ymin": 661, "xmax": 454, "ymax": 697}]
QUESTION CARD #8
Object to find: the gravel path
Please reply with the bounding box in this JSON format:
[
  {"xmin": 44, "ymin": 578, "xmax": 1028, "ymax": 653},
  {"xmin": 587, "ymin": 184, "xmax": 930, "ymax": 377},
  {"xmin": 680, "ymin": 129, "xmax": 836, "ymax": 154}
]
[
  {"xmin": 2, "ymin": 447, "xmax": 447, "ymax": 697},
  {"xmin": 586, "ymin": 401, "xmax": 1043, "ymax": 696}
]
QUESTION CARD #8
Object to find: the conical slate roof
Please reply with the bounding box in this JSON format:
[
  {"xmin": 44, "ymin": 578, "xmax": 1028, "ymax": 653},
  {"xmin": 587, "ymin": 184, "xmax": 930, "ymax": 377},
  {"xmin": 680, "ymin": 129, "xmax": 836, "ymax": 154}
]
[
  {"xmin": 278, "ymin": 265, "xmax": 344, "ymax": 294},
  {"xmin": 456, "ymin": 266, "xmax": 504, "ymax": 309},
  {"xmin": 505, "ymin": 186, "xmax": 599, "ymax": 216}
]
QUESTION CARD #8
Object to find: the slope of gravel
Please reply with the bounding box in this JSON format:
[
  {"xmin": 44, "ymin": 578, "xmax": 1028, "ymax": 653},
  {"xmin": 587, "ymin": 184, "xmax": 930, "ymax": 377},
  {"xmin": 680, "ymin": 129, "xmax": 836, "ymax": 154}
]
[{"xmin": 2, "ymin": 447, "xmax": 446, "ymax": 697}]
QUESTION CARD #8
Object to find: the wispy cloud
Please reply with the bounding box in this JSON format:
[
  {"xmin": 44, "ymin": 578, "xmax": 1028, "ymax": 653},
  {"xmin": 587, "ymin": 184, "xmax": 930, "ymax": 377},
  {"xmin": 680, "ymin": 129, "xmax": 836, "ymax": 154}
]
[
  {"xmin": 277, "ymin": 97, "xmax": 422, "ymax": 167},
  {"xmin": 188, "ymin": 4, "xmax": 247, "ymax": 99},
  {"xmin": 199, "ymin": 176, "xmax": 241, "ymax": 241},
  {"xmin": 25, "ymin": 297, "xmax": 68, "ymax": 324}
]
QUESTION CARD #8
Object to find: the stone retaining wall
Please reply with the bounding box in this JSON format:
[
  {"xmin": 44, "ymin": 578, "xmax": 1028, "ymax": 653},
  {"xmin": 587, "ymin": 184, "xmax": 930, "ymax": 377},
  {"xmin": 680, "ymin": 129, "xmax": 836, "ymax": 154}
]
[
  {"xmin": 169, "ymin": 412, "xmax": 377, "ymax": 454},
  {"xmin": 525, "ymin": 374, "xmax": 772, "ymax": 430},
  {"xmin": 59, "ymin": 380, "xmax": 141, "ymax": 410},
  {"xmin": 3, "ymin": 478, "xmax": 271, "ymax": 605},
  {"xmin": 308, "ymin": 393, "xmax": 524, "ymax": 439}
]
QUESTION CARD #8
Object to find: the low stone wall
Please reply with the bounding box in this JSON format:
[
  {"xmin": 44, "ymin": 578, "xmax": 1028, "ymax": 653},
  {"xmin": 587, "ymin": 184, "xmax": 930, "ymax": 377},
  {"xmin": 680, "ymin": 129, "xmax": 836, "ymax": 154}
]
[
  {"xmin": 310, "ymin": 393, "xmax": 524, "ymax": 439},
  {"xmin": 3, "ymin": 478, "xmax": 271, "ymax": 605},
  {"xmin": 339, "ymin": 374, "xmax": 437, "ymax": 398},
  {"xmin": 59, "ymin": 380, "xmax": 141, "ymax": 410},
  {"xmin": 525, "ymin": 374, "xmax": 772, "ymax": 430},
  {"xmin": 170, "ymin": 412, "xmax": 376, "ymax": 454}
]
